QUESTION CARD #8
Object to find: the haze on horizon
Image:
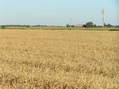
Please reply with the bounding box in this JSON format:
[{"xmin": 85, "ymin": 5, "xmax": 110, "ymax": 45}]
[{"xmin": 0, "ymin": 0, "xmax": 118, "ymax": 26}]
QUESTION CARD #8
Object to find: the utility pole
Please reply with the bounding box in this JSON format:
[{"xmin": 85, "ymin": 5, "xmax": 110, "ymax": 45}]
[{"xmin": 102, "ymin": 9, "xmax": 105, "ymax": 27}]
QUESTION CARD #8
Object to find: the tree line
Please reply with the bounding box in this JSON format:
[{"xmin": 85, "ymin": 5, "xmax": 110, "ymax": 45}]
[
  {"xmin": 0, "ymin": 22, "xmax": 117, "ymax": 29},
  {"xmin": 66, "ymin": 21, "xmax": 113, "ymax": 28}
]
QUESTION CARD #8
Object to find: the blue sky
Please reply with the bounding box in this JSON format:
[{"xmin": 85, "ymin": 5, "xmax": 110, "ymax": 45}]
[{"xmin": 0, "ymin": 0, "xmax": 118, "ymax": 25}]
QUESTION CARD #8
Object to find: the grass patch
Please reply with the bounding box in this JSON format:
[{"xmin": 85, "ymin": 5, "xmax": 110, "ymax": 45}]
[{"xmin": 109, "ymin": 29, "xmax": 119, "ymax": 31}]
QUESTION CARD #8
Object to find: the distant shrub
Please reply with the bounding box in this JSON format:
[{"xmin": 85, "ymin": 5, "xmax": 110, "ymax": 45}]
[{"xmin": 1, "ymin": 25, "xmax": 6, "ymax": 29}]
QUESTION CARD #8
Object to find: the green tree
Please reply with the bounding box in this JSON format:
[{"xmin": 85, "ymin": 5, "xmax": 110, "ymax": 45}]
[
  {"xmin": 105, "ymin": 24, "xmax": 112, "ymax": 27},
  {"xmin": 26, "ymin": 25, "xmax": 31, "ymax": 28},
  {"xmin": 85, "ymin": 22, "xmax": 94, "ymax": 27},
  {"xmin": 1, "ymin": 25, "xmax": 6, "ymax": 29},
  {"xmin": 66, "ymin": 24, "xmax": 70, "ymax": 27},
  {"xmin": 83, "ymin": 21, "xmax": 96, "ymax": 28}
]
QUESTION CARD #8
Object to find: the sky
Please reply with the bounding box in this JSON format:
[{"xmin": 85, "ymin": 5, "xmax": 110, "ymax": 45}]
[{"xmin": 0, "ymin": 0, "xmax": 118, "ymax": 25}]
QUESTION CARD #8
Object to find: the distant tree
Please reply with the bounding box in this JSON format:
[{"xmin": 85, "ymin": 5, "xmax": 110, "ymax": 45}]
[
  {"xmin": 66, "ymin": 24, "xmax": 74, "ymax": 27},
  {"xmin": 85, "ymin": 22, "xmax": 94, "ymax": 27},
  {"xmin": 1, "ymin": 25, "xmax": 6, "ymax": 29},
  {"xmin": 83, "ymin": 21, "xmax": 96, "ymax": 28},
  {"xmin": 71, "ymin": 25, "xmax": 75, "ymax": 27},
  {"xmin": 114, "ymin": 25, "xmax": 119, "ymax": 28},
  {"xmin": 93, "ymin": 24, "xmax": 97, "ymax": 27},
  {"xmin": 104, "ymin": 24, "xmax": 112, "ymax": 27},
  {"xmin": 83, "ymin": 24, "xmax": 87, "ymax": 27},
  {"xmin": 25, "ymin": 25, "xmax": 31, "ymax": 28},
  {"xmin": 66, "ymin": 24, "xmax": 70, "ymax": 27},
  {"xmin": 66, "ymin": 24, "xmax": 74, "ymax": 30}
]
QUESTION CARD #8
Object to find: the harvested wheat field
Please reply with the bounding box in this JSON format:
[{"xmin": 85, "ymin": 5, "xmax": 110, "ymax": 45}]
[{"xmin": 0, "ymin": 30, "xmax": 119, "ymax": 89}]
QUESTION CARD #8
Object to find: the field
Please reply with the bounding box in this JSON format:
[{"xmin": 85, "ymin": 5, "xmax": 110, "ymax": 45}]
[{"xmin": 0, "ymin": 29, "xmax": 119, "ymax": 89}]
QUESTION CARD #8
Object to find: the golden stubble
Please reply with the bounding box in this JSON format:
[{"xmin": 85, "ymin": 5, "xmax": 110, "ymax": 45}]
[{"xmin": 0, "ymin": 30, "xmax": 119, "ymax": 89}]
